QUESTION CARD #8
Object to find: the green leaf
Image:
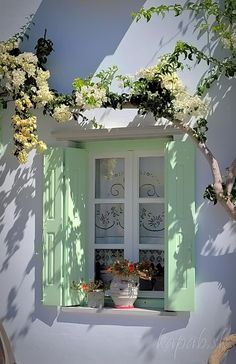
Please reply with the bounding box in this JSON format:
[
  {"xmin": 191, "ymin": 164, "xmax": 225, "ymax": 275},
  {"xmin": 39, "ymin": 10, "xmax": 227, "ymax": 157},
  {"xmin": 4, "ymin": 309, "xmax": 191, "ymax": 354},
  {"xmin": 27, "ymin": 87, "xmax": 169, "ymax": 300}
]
[
  {"xmin": 72, "ymin": 77, "xmax": 84, "ymax": 90},
  {"xmin": 188, "ymin": 53, "xmax": 193, "ymax": 61},
  {"xmin": 203, "ymin": 185, "xmax": 218, "ymax": 205},
  {"xmin": 2, "ymin": 100, "xmax": 7, "ymax": 109}
]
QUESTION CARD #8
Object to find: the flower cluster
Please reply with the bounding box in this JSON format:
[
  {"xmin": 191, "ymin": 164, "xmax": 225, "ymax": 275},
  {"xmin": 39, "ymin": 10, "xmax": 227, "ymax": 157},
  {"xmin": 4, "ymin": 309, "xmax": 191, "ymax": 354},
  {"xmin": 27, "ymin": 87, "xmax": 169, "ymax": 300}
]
[
  {"xmin": 74, "ymin": 80, "xmax": 107, "ymax": 110},
  {"xmin": 0, "ymin": 39, "xmax": 52, "ymax": 162},
  {"xmin": 137, "ymin": 64, "xmax": 208, "ymax": 120},
  {"xmin": 12, "ymin": 114, "xmax": 47, "ymax": 163},
  {"xmin": 221, "ymin": 29, "xmax": 236, "ymax": 51},
  {"xmin": 52, "ymin": 104, "xmax": 73, "ymax": 123},
  {"xmin": 71, "ymin": 280, "xmax": 103, "ymax": 293},
  {"xmin": 137, "ymin": 260, "xmax": 156, "ymax": 280},
  {"xmin": 107, "ymin": 259, "xmax": 154, "ymax": 280},
  {"xmin": 0, "ymin": 36, "xmax": 109, "ymax": 163}
]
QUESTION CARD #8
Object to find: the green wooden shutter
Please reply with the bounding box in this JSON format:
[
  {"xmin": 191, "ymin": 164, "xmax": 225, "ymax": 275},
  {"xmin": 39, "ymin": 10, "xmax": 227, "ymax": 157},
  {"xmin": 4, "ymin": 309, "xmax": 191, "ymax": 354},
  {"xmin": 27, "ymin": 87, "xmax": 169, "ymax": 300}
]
[
  {"xmin": 164, "ymin": 140, "xmax": 195, "ymax": 311},
  {"xmin": 43, "ymin": 148, "xmax": 64, "ymax": 305},
  {"xmin": 63, "ymin": 148, "xmax": 88, "ymax": 306},
  {"xmin": 43, "ymin": 147, "xmax": 88, "ymax": 306}
]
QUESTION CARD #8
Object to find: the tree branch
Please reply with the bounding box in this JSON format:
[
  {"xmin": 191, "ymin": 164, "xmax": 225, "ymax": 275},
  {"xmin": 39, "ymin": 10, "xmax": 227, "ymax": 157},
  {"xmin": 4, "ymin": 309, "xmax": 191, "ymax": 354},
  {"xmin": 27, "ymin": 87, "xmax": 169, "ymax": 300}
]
[
  {"xmin": 171, "ymin": 118, "xmax": 236, "ymax": 220},
  {"xmin": 208, "ymin": 334, "xmax": 236, "ymax": 364}
]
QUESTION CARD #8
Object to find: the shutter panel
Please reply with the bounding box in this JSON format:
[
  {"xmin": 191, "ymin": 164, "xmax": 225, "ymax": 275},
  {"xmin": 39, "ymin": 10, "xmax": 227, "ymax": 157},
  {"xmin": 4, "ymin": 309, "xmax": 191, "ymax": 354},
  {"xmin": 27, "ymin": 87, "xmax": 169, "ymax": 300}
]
[
  {"xmin": 43, "ymin": 147, "xmax": 88, "ymax": 306},
  {"xmin": 43, "ymin": 148, "xmax": 64, "ymax": 305},
  {"xmin": 164, "ymin": 140, "xmax": 195, "ymax": 311},
  {"xmin": 63, "ymin": 148, "xmax": 88, "ymax": 306}
]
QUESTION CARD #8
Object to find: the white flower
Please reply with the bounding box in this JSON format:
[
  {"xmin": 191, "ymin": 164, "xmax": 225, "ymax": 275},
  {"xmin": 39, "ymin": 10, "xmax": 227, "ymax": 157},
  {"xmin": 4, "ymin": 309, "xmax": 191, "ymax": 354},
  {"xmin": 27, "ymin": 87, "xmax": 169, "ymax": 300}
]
[
  {"xmin": 137, "ymin": 65, "xmax": 158, "ymax": 80},
  {"xmin": 0, "ymin": 40, "xmax": 19, "ymax": 54},
  {"xmin": 34, "ymin": 84, "xmax": 54, "ymax": 106},
  {"xmin": 16, "ymin": 52, "xmax": 38, "ymax": 65},
  {"xmin": 52, "ymin": 105, "xmax": 73, "ymax": 122},
  {"xmin": 36, "ymin": 69, "xmax": 50, "ymax": 87},
  {"xmin": 11, "ymin": 69, "xmax": 26, "ymax": 88},
  {"xmin": 173, "ymin": 93, "xmax": 208, "ymax": 120},
  {"xmin": 75, "ymin": 84, "xmax": 107, "ymax": 109},
  {"xmin": 21, "ymin": 62, "xmax": 36, "ymax": 77},
  {"xmin": 18, "ymin": 149, "xmax": 28, "ymax": 164},
  {"xmin": 37, "ymin": 141, "xmax": 47, "ymax": 153},
  {"xmin": 221, "ymin": 30, "xmax": 236, "ymax": 50},
  {"xmin": 159, "ymin": 72, "xmax": 208, "ymax": 119}
]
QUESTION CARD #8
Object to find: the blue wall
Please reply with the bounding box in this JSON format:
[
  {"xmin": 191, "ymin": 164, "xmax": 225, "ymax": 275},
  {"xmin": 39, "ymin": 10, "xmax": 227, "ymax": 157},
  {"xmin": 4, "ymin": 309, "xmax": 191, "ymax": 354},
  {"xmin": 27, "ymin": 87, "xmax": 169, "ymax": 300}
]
[{"xmin": 0, "ymin": 1, "xmax": 236, "ymax": 363}]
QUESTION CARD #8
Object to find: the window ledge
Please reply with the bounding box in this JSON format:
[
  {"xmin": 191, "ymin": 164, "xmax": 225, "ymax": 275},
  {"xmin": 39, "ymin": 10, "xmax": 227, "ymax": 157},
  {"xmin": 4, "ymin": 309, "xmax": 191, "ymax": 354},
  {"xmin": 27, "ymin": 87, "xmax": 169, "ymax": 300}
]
[
  {"xmin": 52, "ymin": 125, "xmax": 182, "ymax": 141},
  {"xmin": 60, "ymin": 306, "xmax": 177, "ymax": 317}
]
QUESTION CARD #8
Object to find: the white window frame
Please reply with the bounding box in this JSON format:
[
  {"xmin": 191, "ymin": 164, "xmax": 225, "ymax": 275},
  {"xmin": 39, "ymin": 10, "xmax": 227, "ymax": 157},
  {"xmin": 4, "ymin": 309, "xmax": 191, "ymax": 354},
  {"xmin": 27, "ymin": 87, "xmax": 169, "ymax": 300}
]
[{"xmin": 88, "ymin": 150, "xmax": 165, "ymax": 299}]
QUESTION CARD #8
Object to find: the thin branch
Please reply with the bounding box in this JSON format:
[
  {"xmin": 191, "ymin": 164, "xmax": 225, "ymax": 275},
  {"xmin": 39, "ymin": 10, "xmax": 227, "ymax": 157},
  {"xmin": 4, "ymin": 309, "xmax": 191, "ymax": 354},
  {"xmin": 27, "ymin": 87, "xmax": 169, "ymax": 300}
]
[
  {"xmin": 173, "ymin": 118, "xmax": 223, "ymax": 191},
  {"xmin": 171, "ymin": 118, "xmax": 236, "ymax": 219}
]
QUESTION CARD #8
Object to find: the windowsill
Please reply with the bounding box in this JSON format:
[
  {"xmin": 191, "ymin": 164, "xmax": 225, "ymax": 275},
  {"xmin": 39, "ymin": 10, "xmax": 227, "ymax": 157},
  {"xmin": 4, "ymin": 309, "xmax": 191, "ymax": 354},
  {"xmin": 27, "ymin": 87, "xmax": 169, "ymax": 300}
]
[{"xmin": 60, "ymin": 306, "xmax": 177, "ymax": 317}]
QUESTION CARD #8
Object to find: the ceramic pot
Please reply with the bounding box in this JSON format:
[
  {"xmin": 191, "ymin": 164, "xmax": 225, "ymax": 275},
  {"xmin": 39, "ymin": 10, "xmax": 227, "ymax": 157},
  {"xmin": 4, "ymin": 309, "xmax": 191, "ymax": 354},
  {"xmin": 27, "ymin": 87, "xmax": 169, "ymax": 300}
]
[
  {"xmin": 87, "ymin": 290, "xmax": 104, "ymax": 308},
  {"xmin": 109, "ymin": 275, "xmax": 139, "ymax": 308}
]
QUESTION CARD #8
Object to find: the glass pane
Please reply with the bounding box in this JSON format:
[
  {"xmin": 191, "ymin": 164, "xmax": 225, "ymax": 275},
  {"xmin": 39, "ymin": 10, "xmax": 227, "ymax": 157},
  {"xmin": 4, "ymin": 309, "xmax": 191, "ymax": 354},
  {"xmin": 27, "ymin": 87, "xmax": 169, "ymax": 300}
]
[
  {"xmin": 95, "ymin": 203, "xmax": 124, "ymax": 244},
  {"xmin": 139, "ymin": 203, "xmax": 165, "ymax": 244},
  {"xmin": 139, "ymin": 249, "xmax": 164, "ymax": 291},
  {"xmin": 95, "ymin": 158, "xmax": 125, "ymax": 199},
  {"xmin": 139, "ymin": 156, "xmax": 164, "ymax": 198},
  {"xmin": 95, "ymin": 249, "xmax": 124, "ymax": 288}
]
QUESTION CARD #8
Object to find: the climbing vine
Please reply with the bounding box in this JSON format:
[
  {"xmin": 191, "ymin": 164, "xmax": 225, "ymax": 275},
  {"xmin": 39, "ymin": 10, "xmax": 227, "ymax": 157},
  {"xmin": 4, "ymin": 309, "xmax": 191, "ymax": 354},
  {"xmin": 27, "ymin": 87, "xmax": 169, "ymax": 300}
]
[{"xmin": 0, "ymin": 0, "xmax": 235, "ymax": 219}]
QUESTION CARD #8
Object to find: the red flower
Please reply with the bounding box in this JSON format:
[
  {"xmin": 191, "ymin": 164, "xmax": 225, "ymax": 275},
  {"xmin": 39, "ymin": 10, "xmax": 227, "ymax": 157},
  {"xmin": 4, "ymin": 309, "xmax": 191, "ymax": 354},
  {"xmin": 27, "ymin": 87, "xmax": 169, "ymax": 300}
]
[
  {"xmin": 82, "ymin": 283, "xmax": 88, "ymax": 291},
  {"xmin": 128, "ymin": 263, "xmax": 135, "ymax": 273}
]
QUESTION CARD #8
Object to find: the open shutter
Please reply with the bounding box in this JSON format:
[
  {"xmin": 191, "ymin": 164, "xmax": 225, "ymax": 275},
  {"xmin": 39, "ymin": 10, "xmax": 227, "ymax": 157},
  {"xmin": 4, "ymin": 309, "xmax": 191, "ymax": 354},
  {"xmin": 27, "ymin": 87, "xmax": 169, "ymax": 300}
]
[
  {"xmin": 63, "ymin": 148, "xmax": 88, "ymax": 306},
  {"xmin": 164, "ymin": 140, "xmax": 195, "ymax": 311},
  {"xmin": 43, "ymin": 147, "xmax": 88, "ymax": 306},
  {"xmin": 43, "ymin": 148, "xmax": 64, "ymax": 305}
]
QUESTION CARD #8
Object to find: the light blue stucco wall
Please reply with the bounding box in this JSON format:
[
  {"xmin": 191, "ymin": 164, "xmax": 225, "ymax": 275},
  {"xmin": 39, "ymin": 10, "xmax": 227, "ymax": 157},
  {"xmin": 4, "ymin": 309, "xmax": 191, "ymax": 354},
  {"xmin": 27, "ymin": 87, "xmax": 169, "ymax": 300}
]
[{"xmin": 0, "ymin": 1, "xmax": 236, "ymax": 363}]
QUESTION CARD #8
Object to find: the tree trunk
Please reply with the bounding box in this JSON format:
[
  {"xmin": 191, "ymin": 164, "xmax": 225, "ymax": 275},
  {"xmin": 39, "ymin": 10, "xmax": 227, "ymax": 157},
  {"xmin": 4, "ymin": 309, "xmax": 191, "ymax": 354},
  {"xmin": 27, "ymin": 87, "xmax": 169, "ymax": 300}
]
[{"xmin": 208, "ymin": 334, "xmax": 236, "ymax": 364}]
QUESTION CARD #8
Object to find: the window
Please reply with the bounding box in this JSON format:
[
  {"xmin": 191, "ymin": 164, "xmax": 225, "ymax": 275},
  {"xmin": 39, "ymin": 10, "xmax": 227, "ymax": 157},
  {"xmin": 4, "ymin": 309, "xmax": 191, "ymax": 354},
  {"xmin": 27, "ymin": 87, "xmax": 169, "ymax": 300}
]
[
  {"xmin": 42, "ymin": 138, "xmax": 195, "ymax": 311},
  {"xmin": 90, "ymin": 152, "xmax": 165, "ymax": 298}
]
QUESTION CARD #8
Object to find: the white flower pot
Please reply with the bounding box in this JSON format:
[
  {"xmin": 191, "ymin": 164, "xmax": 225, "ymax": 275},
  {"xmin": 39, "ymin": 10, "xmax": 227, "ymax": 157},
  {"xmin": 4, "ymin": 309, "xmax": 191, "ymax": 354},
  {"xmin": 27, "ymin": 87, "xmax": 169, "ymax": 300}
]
[
  {"xmin": 87, "ymin": 290, "xmax": 104, "ymax": 308},
  {"xmin": 109, "ymin": 275, "xmax": 139, "ymax": 309}
]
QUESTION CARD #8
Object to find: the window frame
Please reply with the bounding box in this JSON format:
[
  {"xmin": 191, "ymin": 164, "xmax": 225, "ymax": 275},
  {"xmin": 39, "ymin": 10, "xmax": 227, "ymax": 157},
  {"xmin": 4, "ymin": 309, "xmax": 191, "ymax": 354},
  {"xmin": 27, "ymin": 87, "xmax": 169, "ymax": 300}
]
[{"xmin": 88, "ymin": 149, "xmax": 165, "ymax": 299}]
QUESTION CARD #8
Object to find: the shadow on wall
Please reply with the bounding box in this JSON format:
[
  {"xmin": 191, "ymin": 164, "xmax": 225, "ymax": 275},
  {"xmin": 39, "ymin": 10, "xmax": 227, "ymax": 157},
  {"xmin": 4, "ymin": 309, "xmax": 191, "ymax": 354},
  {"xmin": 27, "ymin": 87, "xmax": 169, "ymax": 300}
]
[
  {"xmin": 0, "ymin": 145, "xmax": 34, "ymax": 275},
  {"xmin": 197, "ymin": 204, "xmax": 236, "ymax": 338},
  {"xmin": 0, "ymin": 146, "xmax": 58, "ymax": 345},
  {"xmin": 21, "ymin": 0, "xmax": 146, "ymax": 94}
]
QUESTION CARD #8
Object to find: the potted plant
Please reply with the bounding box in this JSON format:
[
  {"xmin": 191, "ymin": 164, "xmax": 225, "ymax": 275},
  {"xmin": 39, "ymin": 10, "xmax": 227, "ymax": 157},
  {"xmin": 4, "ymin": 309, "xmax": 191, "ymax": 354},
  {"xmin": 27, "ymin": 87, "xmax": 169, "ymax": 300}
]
[
  {"xmin": 107, "ymin": 260, "xmax": 154, "ymax": 309},
  {"xmin": 71, "ymin": 280, "xmax": 104, "ymax": 308}
]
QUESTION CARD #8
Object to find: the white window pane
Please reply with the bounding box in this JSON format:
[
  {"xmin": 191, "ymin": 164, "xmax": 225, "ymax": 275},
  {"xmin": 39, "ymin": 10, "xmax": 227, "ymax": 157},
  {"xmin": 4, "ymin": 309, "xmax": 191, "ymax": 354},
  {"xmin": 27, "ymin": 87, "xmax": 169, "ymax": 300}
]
[
  {"xmin": 139, "ymin": 156, "xmax": 164, "ymax": 198},
  {"xmin": 139, "ymin": 203, "xmax": 165, "ymax": 244},
  {"xmin": 95, "ymin": 203, "xmax": 124, "ymax": 244},
  {"xmin": 95, "ymin": 158, "xmax": 125, "ymax": 198}
]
